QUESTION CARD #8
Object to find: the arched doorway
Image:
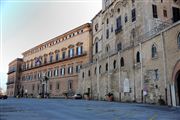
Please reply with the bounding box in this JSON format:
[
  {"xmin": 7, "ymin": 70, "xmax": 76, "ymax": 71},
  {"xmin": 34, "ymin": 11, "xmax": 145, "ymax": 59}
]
[
  {"xmin": 172, "ymin": 60, "xmax": 180, "ymax": 106},
  {"xmin": 176, "ymin": 71, "xmax": 180, "ymax": 105}
]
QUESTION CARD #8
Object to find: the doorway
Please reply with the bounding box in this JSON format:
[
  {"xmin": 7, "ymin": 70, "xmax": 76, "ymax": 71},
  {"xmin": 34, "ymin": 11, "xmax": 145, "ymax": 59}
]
[{"xmin": 176, "ymin": 72, "xmax": 180, "ymax": 105}]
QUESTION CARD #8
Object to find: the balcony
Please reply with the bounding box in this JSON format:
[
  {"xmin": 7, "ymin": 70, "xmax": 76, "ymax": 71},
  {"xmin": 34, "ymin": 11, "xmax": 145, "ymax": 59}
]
[{"xmin": 22, "ymin": 51, "xmax": 87, "ymax": 72}]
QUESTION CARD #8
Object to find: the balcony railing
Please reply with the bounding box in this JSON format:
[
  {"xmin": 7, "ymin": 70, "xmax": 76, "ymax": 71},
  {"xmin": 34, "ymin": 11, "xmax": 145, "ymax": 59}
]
[{"xmin": 22, "ymin": 51, "xmax": 87, "ymax": 71}]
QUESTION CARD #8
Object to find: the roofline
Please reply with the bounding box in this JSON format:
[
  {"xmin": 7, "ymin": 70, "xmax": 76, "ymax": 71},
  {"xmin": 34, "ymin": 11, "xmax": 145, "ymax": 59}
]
[
  {"xmin": 8, "ymin": 58, "xmax": 23, "ymax": 66},
  {"xmin": 22, "ymin": 23, "xmax": 91, "ymax": 56},
  {"xmin": 91, "ymin": 10, "xmax": 102, "ymax": 21}
]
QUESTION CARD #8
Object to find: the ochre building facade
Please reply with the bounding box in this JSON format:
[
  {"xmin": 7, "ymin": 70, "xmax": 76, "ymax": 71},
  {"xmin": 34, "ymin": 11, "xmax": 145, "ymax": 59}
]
[{"xmin": 7, "ymin": 23, "xmax": 92, "ymax": 98}]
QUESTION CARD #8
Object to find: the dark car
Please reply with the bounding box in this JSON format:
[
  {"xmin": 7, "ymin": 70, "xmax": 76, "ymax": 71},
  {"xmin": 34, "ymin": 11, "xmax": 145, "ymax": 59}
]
[
  {"xmin": 0, "ymin": 95, "xmax": 8, "ymax": 99},
  {"xmin": 72, "ymin": 94, "xmax": 82, "ymax": 99}
]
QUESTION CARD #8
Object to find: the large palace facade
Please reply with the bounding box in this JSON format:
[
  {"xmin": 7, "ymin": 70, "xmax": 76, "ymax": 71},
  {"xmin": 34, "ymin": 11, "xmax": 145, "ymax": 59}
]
[
  {"xmin": 78, "ymin": 0, "xmax": 180, "ymax": 106},
  {"xmin": 7, "ymin": 0, "xmax": 180, "ymax": 106},
  {"xmin": 7, "ymin": 23, "xmax": 92, "ymax": 98}
]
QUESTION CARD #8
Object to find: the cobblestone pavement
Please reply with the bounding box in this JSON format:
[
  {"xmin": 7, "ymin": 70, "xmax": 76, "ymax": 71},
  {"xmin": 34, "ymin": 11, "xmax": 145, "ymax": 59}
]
[{"xmin": 0, "ymin": 98, "xmax": 180, "ymax": 120}]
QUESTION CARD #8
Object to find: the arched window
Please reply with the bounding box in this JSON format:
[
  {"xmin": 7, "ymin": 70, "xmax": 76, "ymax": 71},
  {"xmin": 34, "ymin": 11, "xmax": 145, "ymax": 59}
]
[
  {"xmin": 95, "ymin": 42, "xmax": 98, "ymax": 54},
  {"xmin": 77, "ymin": 46, "xmax": 83, "ymax": 55},
  {"xmin": 88, "ymin": 70, "xmax": 91, "ymax": 77},
  {"xmin": 178, "ymin": 33, "xmax": 180, "ymax": 49},
  {"xmin": 94, "ymin": 67, "xmax": 97, "ymax": 75},
  {"xmin": 113, "ymin": 60, "xmax": 117, "ymax": 69},
  {"xmin": 136, "ymin": 51, "xmax": 140, "ymax": 63},
  {"xmin": 69, "ymin": 48, "xmax": 74, "ymax": 58},
  {"xmin": 56, "ymin": 53, "xmax": 59, "ymax": 61},
  {"xmin": 49, "ymin": 54, "xmax": 53, "ymax": 63},
  {"xmin": 125, "ymin": 13, "xmax": 128, "ymax": 23},
  {"xmin": 106, "ymin": 63, "xmax": 108, "ymax": 71},
  {"xmin": 106, "ymin": 44, "xmax": 110, "ymax": 53},
  {"xmin": 99, "ymin": 65, "xmax": 101, "ymax": 74},
  {"xmin": 82, "ymin": 72, "xmax": 84, "ymax": 78},
  {"xmin": 120, "ymin": 57, "xmax": 124, "ymax": 67},
  {"xmin": 152, "ymin": 44, "xmax": 157, "ymax": 58}
]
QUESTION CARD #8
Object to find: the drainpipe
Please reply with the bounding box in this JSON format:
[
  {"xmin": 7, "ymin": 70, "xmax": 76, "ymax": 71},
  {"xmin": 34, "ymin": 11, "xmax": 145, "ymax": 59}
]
[
  {"xmin": 139, "ymin": 43, "xmax": 143, "ymax": 103},
  {"xmin": 108, "ymin": 55, "xmax": 110, "ymax": 93},
  {"xmin": 118, "ymin": 51, "xmax": 121, "ymax": 101},
  {"xmin": 97, "ymin": 59, "xmax": 100, "ymax": 100},
  {"xmin": 161, "ymin": 32, "xmax": 168, "ymax": 105}
]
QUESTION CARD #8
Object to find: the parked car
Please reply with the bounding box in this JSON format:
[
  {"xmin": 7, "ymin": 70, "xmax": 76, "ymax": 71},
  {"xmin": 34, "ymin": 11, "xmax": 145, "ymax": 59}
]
[
  {"xmin": 72, "ymin": 94, "xmax": 82, "ymax": 99},
  {"xmin": 0, "ymin": 95, "xmax": 8, "ymax": 99}
]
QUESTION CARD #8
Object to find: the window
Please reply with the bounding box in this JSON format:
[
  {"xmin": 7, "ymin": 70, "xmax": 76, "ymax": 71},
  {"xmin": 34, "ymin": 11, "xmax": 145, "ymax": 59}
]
[
  {"xmin": 106, "ymin": 63, "xmax": 108, "ymax": 71},
  {"xmin": 131, "ymin": 28, "xmax": 136, "ymax": 39},
  {"xmin": 154, "ymin": 69, "xmax": 159, "ymax": 80},
  {"xmin": 54, "ymin": 68, "xmax": 59, "ymax": 77},
  {"xmin": 116, "ymin": 16, "xmax": 122, "ymax": 33},
  {"xmin": 77, "ymin": 46, "xmax": 83, "ymax": 55},
  {"xmin": 49, "ymin": 54, "xmax": 53, "ymax": 63},
  {"xmin": 95, "ymin": 42, "xmax": 98, "ymax": 53},
  {"xmin": 56, "ymin": 53, "xmax": 59, "ymax": 61},
  {"xmin": 99, "ymin": 65, "xmax": 101, "ymax": 74},
  {"xmin": 106, "ymin": 45, "xmax": 110, "ymax": 53},
  {"xmin": 69, "ymin": 48, "xmax": 74, "ymax": 58},
  {"xmin": 152, "ymin": 44, "xmax": 157, "ymax": 58},
  {"xmin": 113, "ymin": 60, "xmax": 117, "ymax": 69},
  {"xmin": 117, "ymin": 8, "xmax": 120, "ymax": 13},
  {"xmin": 125, "ymin": 14, "xmax": 128, "ymax": 23},
  {"xmin": 117, "ymin": 43, "xmax": 122, "ymax": 51},
  {"xmin": 56, "ymin": 83, "xmax": 60, "ymax": 90},
  {"xmin": 60, "ymin": 68, "xmax": 65, "ymax": 75},
  {"xmin": 136, "ymin": 51, "xmax": 140, "ymax": 63},
  {"xmin": 152, "ymin": 4, "xmax": 158, "ymax": 18},
  {"xmin": 172, "ymin": 7, "xmax": 180, "ymax": 23},
  {"xmin": 68, "ymin": 66, "xmax": 73, "ymax": 74},
  {"xmin": 88, "ymin": 70, "xmax": 91, "ymax": 77},
  {"xmin": 76, "ymin": 65, "xmax": 81, "ymax": 73},
  {"xmin": 47, "ymin": 70, "xmax": 52, "ymax": 77},
  {"xmin": 95, "ymin": 23, "xmax": 99, "ymax": 32},
  {"xmin": 94, "ymin": 67, "xmax": 97, "ymax": 75},
  {"xmin": 120, "ymin": 57, "xmax": 124, "ymax": 67},
  {"xmin": 111, "ymin": 25, "xmax": 113, "ymax": 32},
  {"xmin": 107, "ymin": 18, "xmax": 109, "ymax": 25},
  {"xmin": 31, "ymin": 61, "xmax": 33, "ymax": 68},
  {"xmin": 106, "ymin": 29, "xmax": 109, "ymax": 39},
  {"xmin": 131, "ymin": 8, "xmax": 136, "ymax": 22},
  {"xmin": 178, "ymin": 33, "xmax": 180, "ymax": 49},
  {"xmin": 62, "ymin": 51, "xmax": 66, "ymax": 59},
  {"xmin": 163, "ymin": 9, "xmax": 167, "ymax": 17},
  {"xmin": 38, "ymin": 72, "xmax": 42, "ymax": 79},
  {"xmin": 82, "ymin": 72, "xmax": 84, "ymax": 78},
  {"xmin": 44, "ymin": 57, "xmax": 47, "ymax": 64}
]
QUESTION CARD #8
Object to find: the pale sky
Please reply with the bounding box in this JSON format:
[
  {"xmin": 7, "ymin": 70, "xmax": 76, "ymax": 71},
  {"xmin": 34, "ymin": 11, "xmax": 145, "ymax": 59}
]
[{"xmin": 0, "ymin": 0, "xmax": 102, "ymax": 91}]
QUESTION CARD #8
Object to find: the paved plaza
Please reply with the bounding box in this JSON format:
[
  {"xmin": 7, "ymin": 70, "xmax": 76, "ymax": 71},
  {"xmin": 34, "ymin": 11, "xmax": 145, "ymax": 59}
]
[{"xmin": 0, "ymin": 98, "xmax": 180, "ymax": 120}]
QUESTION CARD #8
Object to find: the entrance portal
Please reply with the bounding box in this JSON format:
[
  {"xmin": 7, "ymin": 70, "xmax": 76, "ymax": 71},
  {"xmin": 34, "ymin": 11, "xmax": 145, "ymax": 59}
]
[{"xmin": 177, "ymin": 72, "xmax": 180, "ymax": 105}]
